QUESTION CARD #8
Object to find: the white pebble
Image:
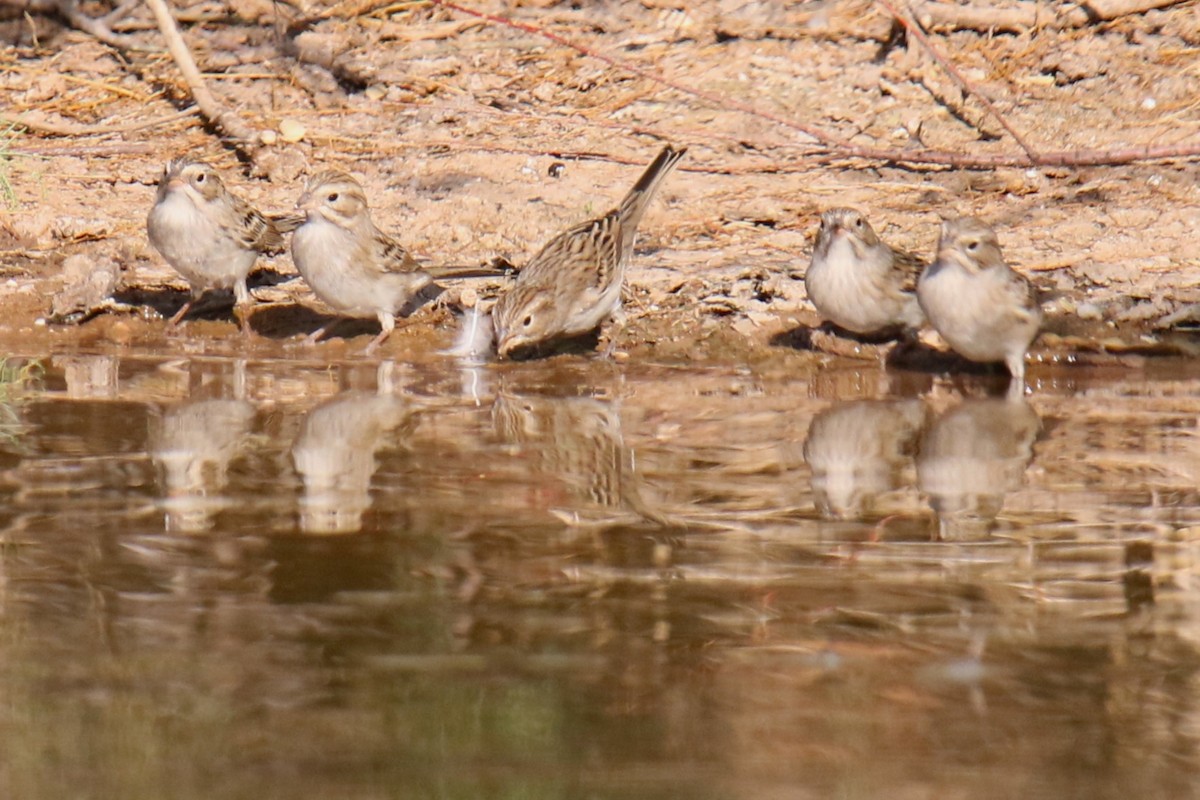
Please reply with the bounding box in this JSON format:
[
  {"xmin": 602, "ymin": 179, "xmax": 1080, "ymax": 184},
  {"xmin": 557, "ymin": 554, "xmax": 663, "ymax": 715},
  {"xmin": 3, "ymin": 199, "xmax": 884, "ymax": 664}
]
[{"xmin": 279, "ymin": 119, "xmax": 306, "ymax": 143}]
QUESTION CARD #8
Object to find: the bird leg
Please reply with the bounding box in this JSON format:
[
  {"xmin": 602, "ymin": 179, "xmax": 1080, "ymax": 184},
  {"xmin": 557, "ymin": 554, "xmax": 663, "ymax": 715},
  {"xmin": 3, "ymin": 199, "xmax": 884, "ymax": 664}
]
[
  {"xmin": 1005, "ymin": 353, "xmax": 1028, "ymax": 399},
  {"xmin": 600, "ymin": 304, "xmax": 628, "ymax": 359},
  {"xmin": 365, "ymin": 312, "xmax": 396, "ymax": 356},
  {"xmin": 233, "ymin": 279, "xmax": 253, "ymax": 335},
  {"xmin": 167, "ymin": 288, "xmax": 203, "ymax": 328},
  {"xmin": 303, "ymin": 325, "xmax": 331, "ymax": 346}
]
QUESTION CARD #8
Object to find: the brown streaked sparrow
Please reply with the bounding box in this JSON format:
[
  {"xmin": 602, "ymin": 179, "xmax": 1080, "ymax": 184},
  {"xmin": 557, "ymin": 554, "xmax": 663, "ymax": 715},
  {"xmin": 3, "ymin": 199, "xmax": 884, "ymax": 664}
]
[
  {"xmin": 917, "ymin": 217, "xmax": 1042, "ymax": 388},
  {"xmin": 805, "ymin": 208, "xmax": 925, "ymax": 336},
  {"xmin": 146, "ymin": 158, "xmax": 296, "ymax": 330},
  {"xmin": 491, "ymin": 145, "xmax": 687, "ymax": 359}
]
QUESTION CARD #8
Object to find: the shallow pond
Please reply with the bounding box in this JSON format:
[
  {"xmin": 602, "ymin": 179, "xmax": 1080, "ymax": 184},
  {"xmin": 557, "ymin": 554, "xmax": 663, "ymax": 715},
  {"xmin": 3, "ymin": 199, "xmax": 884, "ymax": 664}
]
[{"xmin": 1, "ymin": 351, "xmax": 1198, "ymax": 798}]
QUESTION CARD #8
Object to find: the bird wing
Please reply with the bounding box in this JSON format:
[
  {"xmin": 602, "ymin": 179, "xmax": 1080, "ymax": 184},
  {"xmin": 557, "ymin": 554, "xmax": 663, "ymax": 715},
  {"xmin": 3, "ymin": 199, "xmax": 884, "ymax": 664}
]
[
  {"xmin": 231, "ymin": 195, "xmax": 287, "ymax": 255},
  {"xmin": 891, "ymin": 246, "xmax": 926, "ymax": 294},
  {"xmin": 519, "ymin": 209, "xmax": 622, "ymax": 294},
  {"xmin": 370, "ymin": 230, "xmax": 424, "ymax": 276},
  {"xmin": 1006, "ymin": 269, "xmax": 1043, "ymax": 323}
]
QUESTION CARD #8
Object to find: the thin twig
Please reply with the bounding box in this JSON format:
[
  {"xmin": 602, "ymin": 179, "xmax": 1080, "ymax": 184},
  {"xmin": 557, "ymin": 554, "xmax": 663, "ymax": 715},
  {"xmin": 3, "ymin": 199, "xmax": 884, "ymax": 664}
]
[
  {"xmin": 910, "ymin": 0, "xmax": 1193, "ymax": 32},
  {"xmin": 144, "ymin": 0, "xmax": 260, "ymax": 160},
  {"xmin": 9, "ymin": 142, "xmax": 157, "ymax": 156},
  {"xmin": 1082, "ymin": 0, "xmax": 1191, "ymax": 21},
  {"xmin": 876, "ymin": 0, "xmax": 1039, "ymax": 162},
  {"xmin": 1, "ymin": 108, "xmax": 200, "ymax": 137}
]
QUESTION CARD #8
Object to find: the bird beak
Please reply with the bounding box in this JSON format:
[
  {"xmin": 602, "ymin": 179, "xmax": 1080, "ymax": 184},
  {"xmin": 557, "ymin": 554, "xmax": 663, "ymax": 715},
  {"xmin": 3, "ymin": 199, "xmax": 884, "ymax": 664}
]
[
  {"xmin": 165, "ymin": 176, "xmax": 186, "ymax": 191},
  {"xmin": 296, "ymin": 191, "xmax": 316, "ymax": 213}
]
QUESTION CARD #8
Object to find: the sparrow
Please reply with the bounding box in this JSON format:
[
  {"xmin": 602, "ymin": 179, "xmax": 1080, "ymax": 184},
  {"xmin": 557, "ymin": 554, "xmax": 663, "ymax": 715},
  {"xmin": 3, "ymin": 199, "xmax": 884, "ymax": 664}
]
[
  {"xmin": 291, "ymin": 170, "xmax": 432, "ymax": 354},
  {"xmin": 917, "ymin": 217, "xmax": 1042, "ymax": 388},
  {"xmin": 491, "ymin": 145, "xmax": 687, "ymax": 359},
  {"xmin": 146, "ymin": 158, "xmax": 297, "ymax": 331},
  {"xmin": 291, "ymin": 170, "xmax": 501, "ymax": 355},
  {"xmin": 805, "ymin": 208, "xmax": 925, "ymax": 336}
]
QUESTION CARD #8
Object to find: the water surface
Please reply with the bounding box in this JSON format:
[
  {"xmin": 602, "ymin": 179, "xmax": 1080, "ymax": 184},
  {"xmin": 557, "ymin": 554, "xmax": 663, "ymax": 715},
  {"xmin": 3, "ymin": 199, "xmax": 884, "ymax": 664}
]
[{"xmin": 1, "ymin": 353, "xmax": 1198, "ymax": 798}]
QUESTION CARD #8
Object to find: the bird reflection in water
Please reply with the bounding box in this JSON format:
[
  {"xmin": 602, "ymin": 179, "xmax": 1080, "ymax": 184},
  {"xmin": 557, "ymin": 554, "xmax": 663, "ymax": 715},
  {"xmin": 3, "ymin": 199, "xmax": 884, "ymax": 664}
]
[
  {"xmin": 803, "ymin": 399, "xmax": 926, "ymax": 520},
  {"xmin": 148, "ymin": 360, "xmax": 257, "ymax": 533},
  {"xmin": 917, "ymin": 395, "xmax": 1041, "ymax": 540},
  {"xmin": 291, "ymin": 365, "xmax": 412, "ymax": 535},
  {"xmin": 491, "ymin": 390, "xmax": 667, "ymax": 528}
]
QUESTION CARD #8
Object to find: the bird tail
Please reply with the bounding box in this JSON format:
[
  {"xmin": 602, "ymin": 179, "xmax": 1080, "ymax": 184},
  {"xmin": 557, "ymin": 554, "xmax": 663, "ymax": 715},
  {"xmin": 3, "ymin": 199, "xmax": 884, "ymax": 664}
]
[
  {"xmin": 426, "ymin": 263, "xmax": 518, "ymax": 280},
  {"xmin": 616, "ymin": 145, "xmax": 687, "ymax": 233},
  {"xmin": 444, "ymin": 306, "xmax": 496, "ymax": 359}
]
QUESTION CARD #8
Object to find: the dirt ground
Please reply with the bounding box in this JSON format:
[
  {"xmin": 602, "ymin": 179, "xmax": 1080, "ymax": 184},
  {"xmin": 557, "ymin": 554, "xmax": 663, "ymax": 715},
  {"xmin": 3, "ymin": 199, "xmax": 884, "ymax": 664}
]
[{"xmin": 0, "ymin": 0, "xmax": 1197, "ymax": 366}]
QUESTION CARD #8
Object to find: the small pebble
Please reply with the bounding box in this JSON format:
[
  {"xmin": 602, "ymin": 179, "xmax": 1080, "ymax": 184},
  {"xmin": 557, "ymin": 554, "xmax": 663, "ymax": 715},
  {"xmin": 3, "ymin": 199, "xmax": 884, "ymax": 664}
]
[
  {"xmin": 364, "ymin": 85, "xmax": 386, "ymax": 101},
  {"xmin": 1076, "ymin": 302, "xmax": 1103, "ymax": 321},
  {"xmin": 279, "ymin": 119, "xmax": 306, "ymax": 143},
  {"xmin": 260, "ymin": 129, "xmax": 278, "ymax": 146}
]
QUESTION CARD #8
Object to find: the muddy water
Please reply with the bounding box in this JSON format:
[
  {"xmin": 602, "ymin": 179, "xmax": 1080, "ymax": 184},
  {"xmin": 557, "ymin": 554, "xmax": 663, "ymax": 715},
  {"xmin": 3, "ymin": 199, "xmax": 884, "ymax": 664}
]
[{"xmin": 1, "ymin": 352, "xmax": 1199, "ymax": 798}]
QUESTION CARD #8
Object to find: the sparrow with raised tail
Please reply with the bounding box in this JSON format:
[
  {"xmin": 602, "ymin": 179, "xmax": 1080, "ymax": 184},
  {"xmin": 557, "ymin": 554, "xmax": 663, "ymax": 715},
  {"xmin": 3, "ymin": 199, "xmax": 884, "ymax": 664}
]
[
  {"xmin": 491, "ymin": 145, "xmax": 687, "ymax": 359},
  {"xmin": 146, "ymin": 158, "xmax": 297, "ymax": 331},
  {"xmin": 291, "ymin": 170, "xmax": 501, "ymax": 355},
  {"xmin": 805, "ymin": 208, "xmax": 925, "ymax": 336},
  {"xmin": 917, "ymin": 217, "xmax": 1042, "ymax": 388}
]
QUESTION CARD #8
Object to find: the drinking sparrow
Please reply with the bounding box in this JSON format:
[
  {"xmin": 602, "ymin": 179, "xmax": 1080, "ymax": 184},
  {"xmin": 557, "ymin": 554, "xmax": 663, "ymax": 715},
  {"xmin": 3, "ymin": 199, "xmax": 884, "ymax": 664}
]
[
  {"xmin": 491, "ymin": 145, "xmax": 687, "ymax": 359},
  {"xmin": 146, "ymin": 158, "xmax": 296, "ymax": 331},
  {"xmin": 805, "ymin": 208, "xmax": 924, "ymax": 336},
  {"xmin": 917, "ymin": 217, "xmax": 1042, "ymax": 388}
]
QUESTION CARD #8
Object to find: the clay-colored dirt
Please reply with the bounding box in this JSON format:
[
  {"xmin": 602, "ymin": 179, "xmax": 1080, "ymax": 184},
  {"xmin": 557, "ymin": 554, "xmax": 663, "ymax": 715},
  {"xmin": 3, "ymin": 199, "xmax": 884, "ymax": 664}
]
[{"xmin": 0, "ymin": 0, "xmax": 1197, "ymax": 365}]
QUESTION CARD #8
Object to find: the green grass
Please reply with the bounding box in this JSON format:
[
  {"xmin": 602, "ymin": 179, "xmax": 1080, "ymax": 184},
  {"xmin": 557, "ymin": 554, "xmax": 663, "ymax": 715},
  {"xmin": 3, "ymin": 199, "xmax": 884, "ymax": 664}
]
[
  {"xmin": 0, "ymin": 357, "xmax": 42, "ymax": 447},
  {"xmin": 0, "ymin": 121, "xmax": 20, "ymax": 210}
]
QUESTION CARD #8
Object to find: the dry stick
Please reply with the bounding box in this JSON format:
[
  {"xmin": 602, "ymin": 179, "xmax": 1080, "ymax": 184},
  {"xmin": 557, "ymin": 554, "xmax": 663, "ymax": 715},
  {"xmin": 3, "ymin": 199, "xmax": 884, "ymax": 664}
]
[
  {"xmin": 2, "ymin": 107, "xmax": 200, "ymax": 137},
  {"xmin": 876, "ymin": 0, "xmax": 1039, "ymax": 163},
  {"xmin": 144, "ymin": 0, "xmax": 259, "ymax": 159},
  {"xmin": 1083, "ymin": 0, "xmax": 1192, "ymax": 21},
  {"xmin": 910, "ymin": 0, "xmax": 1192, "ymax": 32},
  {"xmin": 910, "ymin": 1, "xmax": 1041, "ymax": 33},
  {"xmin": 427, "ymin": 0, "xmax": 1200, "ymax": 169}
]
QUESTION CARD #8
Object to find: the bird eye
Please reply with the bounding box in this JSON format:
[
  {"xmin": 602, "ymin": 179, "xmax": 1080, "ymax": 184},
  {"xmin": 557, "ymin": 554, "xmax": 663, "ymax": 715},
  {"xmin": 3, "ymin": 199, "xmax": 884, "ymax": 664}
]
[
  {"xmin": 853, "ymin": 218, "xmax": 864, "ymax": 228},
  {"xmin": 327, "ymin": 192, "xmax": 339, "ymax": 203},
  {"xmin": 195, "ymin": 173, "xmax": 206, "ymax": 183},
  {"xmin": 966, "ymin": 241, "xmax": 979, "ymax": 252},
  {"xmin": 522, "ymin": 315, "xmax": 533, "ymax": 327}
]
